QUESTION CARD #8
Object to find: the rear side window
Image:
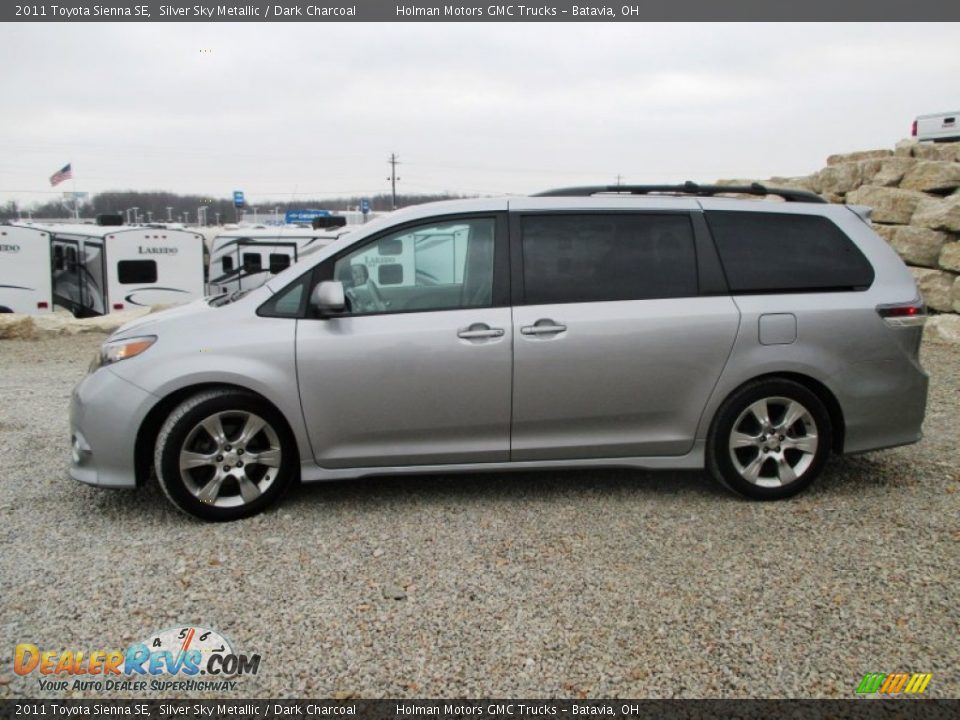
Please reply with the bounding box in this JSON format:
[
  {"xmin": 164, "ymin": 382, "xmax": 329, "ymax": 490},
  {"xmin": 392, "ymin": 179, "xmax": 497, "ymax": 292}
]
[
  {"xmin": 705, "ymin": 211, "xmax": 874, "ymax": 293},
  {"xmin": 243, "ymin": 253, "xmax": 262, "ymax": 272},
  {"xmin": 117, "ymin": 260, "xmax": 157, "ymax": 284},
  {"xmin": 269, "ymin": 253, "xmax": 291, "ymax": 274},
  {"xmin": 378, "ymin": 238, "xmax": 403, "ymax": 255},
  {"xmin": 378, "ymin": 264, "xmax": 403, "ymax": 285},
  {"xmin": 521, "ymin": 214, "xmax": 698, "ymax": 304}
]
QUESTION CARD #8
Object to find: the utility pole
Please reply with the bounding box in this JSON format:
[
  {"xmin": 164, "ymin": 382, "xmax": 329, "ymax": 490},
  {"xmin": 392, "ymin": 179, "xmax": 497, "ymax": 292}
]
[
  {"xmin": 615, "ymin": 174, "xmax": 623, "ymax": 187},
  {"xmin": 166, "ymin": 206, "xmax": 173, "ymax": 222},
  {"xmin": 387, "ymin": 153, "xmax": 400, "ymax": 210}
]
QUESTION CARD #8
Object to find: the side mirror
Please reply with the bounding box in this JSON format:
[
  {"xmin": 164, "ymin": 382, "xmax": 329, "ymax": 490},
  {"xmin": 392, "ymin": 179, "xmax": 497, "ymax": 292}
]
[{"xmin": 310, "ymin": 281, "xmax": 346, "ymax": 316}]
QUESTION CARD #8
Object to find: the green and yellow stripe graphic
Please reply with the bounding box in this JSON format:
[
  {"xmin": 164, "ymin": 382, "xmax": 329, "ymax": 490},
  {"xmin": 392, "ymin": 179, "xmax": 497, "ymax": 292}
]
[{"xmin": 856, "ymin": 672, "xmax": 932, "ymax": 695}]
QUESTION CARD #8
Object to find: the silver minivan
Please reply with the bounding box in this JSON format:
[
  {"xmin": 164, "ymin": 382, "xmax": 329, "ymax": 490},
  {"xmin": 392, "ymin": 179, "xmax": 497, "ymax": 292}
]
[{"xmin": 69, "ymin": 184, "xmax": 929, "ymax": 520}]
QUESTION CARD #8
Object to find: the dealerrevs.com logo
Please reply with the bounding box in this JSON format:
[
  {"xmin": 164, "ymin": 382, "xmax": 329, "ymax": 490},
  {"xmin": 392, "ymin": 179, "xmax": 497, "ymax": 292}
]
[{"xmin": 14, "ymin": 626, "xmax": 261, "ymax": 692}]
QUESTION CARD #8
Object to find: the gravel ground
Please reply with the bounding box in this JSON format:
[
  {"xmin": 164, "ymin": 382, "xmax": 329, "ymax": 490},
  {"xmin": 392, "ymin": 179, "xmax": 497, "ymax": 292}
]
[{"xmin": 0, "ymin": 334, "xmax": 957, "ymax": 699}]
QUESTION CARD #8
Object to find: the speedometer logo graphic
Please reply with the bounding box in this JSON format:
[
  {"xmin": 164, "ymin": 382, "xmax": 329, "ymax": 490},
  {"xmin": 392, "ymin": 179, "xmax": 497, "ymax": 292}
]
[{"xmin": 141, "ymin": 626, "xmax": 234, "ymax": 674}]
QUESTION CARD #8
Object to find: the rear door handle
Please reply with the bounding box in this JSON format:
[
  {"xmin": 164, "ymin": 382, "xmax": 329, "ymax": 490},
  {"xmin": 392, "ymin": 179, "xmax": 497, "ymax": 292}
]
[
  {"xmin": 457, "ymin": 323, "xmax": 505, "ymax": 340},
  {"xmin": 520, "ymin": 319, "xmax": 567, "ymax": 336}
]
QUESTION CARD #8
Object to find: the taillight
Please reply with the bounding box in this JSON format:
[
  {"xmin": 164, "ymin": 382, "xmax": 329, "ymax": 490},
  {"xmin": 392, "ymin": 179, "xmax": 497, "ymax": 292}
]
[
  {"xmin": 113, "ymin": 303, "xmax": 124, "ymax": 311},
  {"xmin": 37, "ymin": 301, "xmax": 49, "ymax": 309},
  {"xmin": 877, "ymin": 300, "xmax": 926, "ymax": 327},
  {"xmin": 911, "ymin": 119, "xmax": 918, "ymax": 137}
]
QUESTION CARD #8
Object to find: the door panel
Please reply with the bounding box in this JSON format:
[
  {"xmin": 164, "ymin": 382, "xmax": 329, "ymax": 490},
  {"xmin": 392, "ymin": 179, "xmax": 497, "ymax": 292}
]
[
  {"xmin": 82, "ymin": 242, "xmax": 105, "ymax": 315},
  {"xmin": 296, "ymin": 212, "xmax": 511, "ymax": 469},
  {"xmin": 297, "ymin": 308, "xmax": 512, "ymax": 467},
  {"xmin": 52, "ymin": 240, "xmax": 82, "ymax": 314},
  {"xmin": 508, "ymin": 209, "xmax": 740, "ymax": 460},
  {"xmin": 512, "ymin": 298, "xmax": 739, "ymax": 459}
]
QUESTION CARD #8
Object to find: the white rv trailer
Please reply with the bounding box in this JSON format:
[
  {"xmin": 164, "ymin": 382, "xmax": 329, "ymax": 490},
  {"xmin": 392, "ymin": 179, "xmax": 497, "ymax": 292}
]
[
  {"xmin": 207, "ymin": 226, "xmax": 348, "ymax": 295},
  {"xmin": 49, "ymin": 224, "xmax": 205, "ymax": 317},
  {"xmin": 0, "ymin": 225, "xmax": 54, "ymax": 314}
]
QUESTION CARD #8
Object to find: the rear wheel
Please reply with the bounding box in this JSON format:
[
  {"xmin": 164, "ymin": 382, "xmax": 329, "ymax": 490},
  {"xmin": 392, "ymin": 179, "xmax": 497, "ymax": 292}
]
[
  {"xmin": 708, "ymin": 379, "xmax": 832, "ymax": 500},
  {"xmin": 155, "ymin": 389, "xmax": 296, "ymax": 521}
]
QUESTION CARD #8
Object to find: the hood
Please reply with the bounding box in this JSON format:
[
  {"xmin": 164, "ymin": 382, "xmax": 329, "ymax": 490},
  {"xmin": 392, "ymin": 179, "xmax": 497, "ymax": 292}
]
[{"xmin": 110, "ymin": 298, "xmax": 213, "ymax": 338}]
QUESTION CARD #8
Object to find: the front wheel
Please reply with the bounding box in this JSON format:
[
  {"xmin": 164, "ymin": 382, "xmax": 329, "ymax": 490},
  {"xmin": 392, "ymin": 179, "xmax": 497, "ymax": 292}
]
[
  {"xmin": 155, "ymin": 389, "xmax": 296, "ymax": 521},
  {"xmin": 707, "ymin": 379, "xmax": 832, "ymax": 500}
]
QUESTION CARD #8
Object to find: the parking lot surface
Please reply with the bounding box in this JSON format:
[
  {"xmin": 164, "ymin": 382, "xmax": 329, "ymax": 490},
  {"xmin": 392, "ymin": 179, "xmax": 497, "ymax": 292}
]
[{"xmin": 0, "ymin": 334, "xmax": 957, "ymax": 698}]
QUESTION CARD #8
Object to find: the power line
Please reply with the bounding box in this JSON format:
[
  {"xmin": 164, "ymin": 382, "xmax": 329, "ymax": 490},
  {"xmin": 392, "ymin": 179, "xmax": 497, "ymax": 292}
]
[
  {"xmin": 0, "ymin": 188, "xmax": 388, "ymax": 197},
  {"xmin": 0, "ymin": 189, "xmax": 75, "ymax": 194}
]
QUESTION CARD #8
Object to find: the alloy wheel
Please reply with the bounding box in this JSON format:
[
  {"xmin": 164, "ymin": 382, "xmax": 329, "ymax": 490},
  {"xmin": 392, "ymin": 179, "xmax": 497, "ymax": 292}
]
[
  {"xmin": 727, "ymin": 396, "xmax": 819, "ymax": 488},
  {"xmin": 178, "ymin": 410, "xmax": 282, "ymax": 508}
]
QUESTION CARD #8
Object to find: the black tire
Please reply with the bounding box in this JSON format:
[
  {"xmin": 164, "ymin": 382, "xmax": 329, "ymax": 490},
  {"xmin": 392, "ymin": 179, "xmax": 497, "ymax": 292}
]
[
  {"xmin": 707, "ymin": 379, "xmax": 832, "ymax": 500},
  {"xmin": 155, "ymin": 389, "xmax": 296, "ymax": 521}
]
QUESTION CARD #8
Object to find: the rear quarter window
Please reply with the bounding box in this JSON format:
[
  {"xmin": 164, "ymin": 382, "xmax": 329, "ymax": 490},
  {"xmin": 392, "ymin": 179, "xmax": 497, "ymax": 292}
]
[{"xmin": 705, "ymin": 211, "xmax": 874, "ymax": 293}]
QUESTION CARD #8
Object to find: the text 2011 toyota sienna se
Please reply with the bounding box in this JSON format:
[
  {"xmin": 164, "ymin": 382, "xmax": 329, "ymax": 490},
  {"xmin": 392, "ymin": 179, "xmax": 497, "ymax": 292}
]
[{"xmin": 69, "ymin": 184, "xmax": 929, "ymax": 520}]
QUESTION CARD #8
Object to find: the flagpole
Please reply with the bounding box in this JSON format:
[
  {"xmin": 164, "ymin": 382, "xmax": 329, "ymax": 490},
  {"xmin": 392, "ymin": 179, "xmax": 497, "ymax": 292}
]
[{"xmin": 71, "ymin": 162, "xmax": 79, "ymax": 221}]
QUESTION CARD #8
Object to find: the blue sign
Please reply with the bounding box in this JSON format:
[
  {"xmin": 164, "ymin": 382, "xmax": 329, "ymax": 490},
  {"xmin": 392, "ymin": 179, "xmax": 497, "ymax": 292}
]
[
  {"xmin": 360, "ymin": 198, "xmax": 370, "ymax": 214},
  {"xmin": 233, "ymin": 191, "xmax": 245, "ymax": 208},
  {"xmin": 285, "ymin": 209, "xmax": 331, "ymax": 224}
]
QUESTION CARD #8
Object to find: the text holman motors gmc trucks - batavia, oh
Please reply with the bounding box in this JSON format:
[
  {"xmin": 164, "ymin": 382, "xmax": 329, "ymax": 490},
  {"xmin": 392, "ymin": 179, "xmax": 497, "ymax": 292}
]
[{"xmin": 396, "ymin": 5, "xmax": 631, "ymax": 17}]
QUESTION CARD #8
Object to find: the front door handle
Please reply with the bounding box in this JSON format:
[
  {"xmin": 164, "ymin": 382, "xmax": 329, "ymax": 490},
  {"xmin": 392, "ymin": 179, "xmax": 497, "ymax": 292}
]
[
  {"xmin": 520, "ymin": 319, "xmax": 567, "ymax": 336},
  {"xmin": 457, "ymin": 323, "xmax": 505, "ymax": 340}
]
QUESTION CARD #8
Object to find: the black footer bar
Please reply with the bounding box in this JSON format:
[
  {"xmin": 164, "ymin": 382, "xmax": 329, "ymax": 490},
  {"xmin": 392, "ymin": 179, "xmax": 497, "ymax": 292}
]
[{"xmin": 2, "ymin": 700, "xmax": 959, "ymax": 720}]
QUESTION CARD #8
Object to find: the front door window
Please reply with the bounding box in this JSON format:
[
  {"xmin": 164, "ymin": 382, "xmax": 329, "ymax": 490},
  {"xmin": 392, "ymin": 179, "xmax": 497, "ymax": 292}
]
[{"xmin": 332, "ymin": 218, "xmax": 496, "ymax": 315}]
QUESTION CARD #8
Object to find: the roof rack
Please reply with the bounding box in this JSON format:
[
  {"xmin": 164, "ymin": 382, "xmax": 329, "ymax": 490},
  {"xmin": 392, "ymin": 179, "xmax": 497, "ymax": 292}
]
[{"xmin": 533, "ymin": 181, "xmax": 827, "ymax": 204}]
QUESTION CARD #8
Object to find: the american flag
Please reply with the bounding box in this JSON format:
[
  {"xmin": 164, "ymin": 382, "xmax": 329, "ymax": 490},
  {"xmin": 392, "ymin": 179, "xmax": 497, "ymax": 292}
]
[{"xmin": 49, "ymin": 163, "xmax": 73, "ymax": 187}]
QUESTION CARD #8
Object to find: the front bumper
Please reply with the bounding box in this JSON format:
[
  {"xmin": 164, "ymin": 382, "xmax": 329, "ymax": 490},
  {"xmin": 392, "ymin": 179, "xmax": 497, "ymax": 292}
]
[{"xmin": 69, "ymin": 368, "xmax": 158, "ymax": 488}]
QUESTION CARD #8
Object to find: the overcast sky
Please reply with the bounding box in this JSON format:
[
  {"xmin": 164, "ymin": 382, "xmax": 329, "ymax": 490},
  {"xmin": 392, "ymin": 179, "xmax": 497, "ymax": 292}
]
[{"xmin": 1, "ymin": 22, "xmax": 958, "ymax": 206}]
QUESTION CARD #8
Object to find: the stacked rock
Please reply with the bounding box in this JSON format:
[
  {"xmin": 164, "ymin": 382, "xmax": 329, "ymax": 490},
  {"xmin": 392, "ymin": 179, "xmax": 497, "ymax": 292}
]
[{"xmin": 718, "ymin": 140, "xmax": 960, "ymax": 341}]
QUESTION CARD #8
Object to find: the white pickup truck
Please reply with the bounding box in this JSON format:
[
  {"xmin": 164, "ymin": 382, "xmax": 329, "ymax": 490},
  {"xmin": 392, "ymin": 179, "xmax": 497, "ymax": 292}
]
[{"xmin": 912, "ymin": 111, "xmax": 959, "ymax": 142}]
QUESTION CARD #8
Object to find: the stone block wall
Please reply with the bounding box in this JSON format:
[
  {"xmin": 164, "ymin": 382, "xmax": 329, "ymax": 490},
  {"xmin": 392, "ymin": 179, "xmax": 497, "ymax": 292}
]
[{"xmin": 719, "ymin": 139, "xmax": 960, "ymax": 325}]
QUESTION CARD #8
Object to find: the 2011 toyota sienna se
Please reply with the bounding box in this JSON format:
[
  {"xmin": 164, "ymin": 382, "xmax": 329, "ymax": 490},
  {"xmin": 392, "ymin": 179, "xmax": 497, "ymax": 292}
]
[{"xmin": 69, "ymin": 183, "xmax": 929, "ymax": 521}]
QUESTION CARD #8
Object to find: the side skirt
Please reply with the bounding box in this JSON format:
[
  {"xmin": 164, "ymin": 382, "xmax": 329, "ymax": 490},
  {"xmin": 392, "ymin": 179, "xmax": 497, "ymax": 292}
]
[{"xmin": 299, "ymin": 441, "xmax": 706, "ymax": 483}]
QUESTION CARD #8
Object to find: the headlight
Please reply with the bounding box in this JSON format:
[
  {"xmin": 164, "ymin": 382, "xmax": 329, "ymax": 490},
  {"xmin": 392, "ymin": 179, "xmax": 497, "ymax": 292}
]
[{"xmin": 90, "ymin": 335, "xmax": 157, "ymax": 372}]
